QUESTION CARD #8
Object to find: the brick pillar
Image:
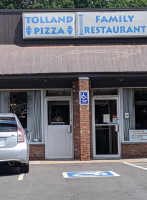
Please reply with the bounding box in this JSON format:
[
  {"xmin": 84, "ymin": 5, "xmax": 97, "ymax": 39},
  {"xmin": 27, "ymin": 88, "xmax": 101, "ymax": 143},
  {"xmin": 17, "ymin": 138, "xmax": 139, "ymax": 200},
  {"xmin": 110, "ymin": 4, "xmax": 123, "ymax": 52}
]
[
  {"xmin": 73, "ymin": 77, "xmax": 91, "ymax": 161},
  {"xmin": 73, "ymin": 80, "xmax": 80, "ymax": 159}
]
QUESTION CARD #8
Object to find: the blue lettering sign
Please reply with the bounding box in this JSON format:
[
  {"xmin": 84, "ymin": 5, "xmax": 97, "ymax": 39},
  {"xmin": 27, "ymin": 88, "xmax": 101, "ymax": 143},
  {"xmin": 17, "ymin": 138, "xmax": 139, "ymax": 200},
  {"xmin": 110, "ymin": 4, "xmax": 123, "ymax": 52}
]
[
  {"xmin": 58, "ymin": 16, "xmax": 65, "ymax": 23},
  {"xmin": 58, "ymin": 27, "xmax": 64, "ymax": 34},
  {"xmin": 95, "ymin": 15, "xmax": 135, "ymax": 24},
  {"xmin": 79, "ymin": 14, "xmax": 84, "ymax": 35},
  {"xmin": 128, "ymin": 15, "xmax": 134, "ymax": 22},
  {"xmin": 141, "ymin": 26, "xmax": 146, "ymax": 33},
  {"xmin": 25, "ymin": 17, "xmax": 31, "ymax": 23},
  {"xmin": 101, "ymin": 26, "xmax": 106, "ymax": 33},
  {"xmin": 120, "ymin": 26, "xmax": 126, "ymax": 33},
  {"xmin": 67, "ymin": 16, "xmax": 73, "ymax": 23},
  {"xmin": 101, "ymin": 16, "xmax": 108, "ymax": 23},
  {"xmin": 106, "ymin": 27, "xmax": 112, "ymax": 34},
  {"xmin": 51, "ymin": 27, "xmax": 57, "ymax": 34},
  {"xmin": 51, "ymin": 17, "xmax": 57, "ymax": 23},
  {"xmin": 24, "ymin": 12, "xmax": 147, "ymax": 38},
  {"xmin": 127, "ymin": 26, "xmax": 133, "ymax": 33},
  {"xmin": 113, "ymin": 26, "xmax": 119, "ymax": 33},
  {"xmin": 91, "ymin": 26, "xmax": 95, "ymax": 34},
  {"xmin": 96, "ymin": 16, "xmax": 100, "ymax": 23},
  {"xmin": 34, "ymin": 28, "xmax": 40, "ymax": 34},
  {"xmin": 123, "ymin": 15, "xmax": 128, "ymax": 22},
  {"xmin": 41, "ymin": 27, "xmax": 43, "ymax": 34},
  {"xmin": 85, "ymin": 27, "xmax": 90, "ymax": 34},
  {"xmin": 40, "ymin": 17, "xmax": 45, "ymax": 23},
  {"xmin": 32, "ymin": 17, "xmax": 39, "ymax": 23},
  {"xmin": 96, "ymin": 27, "xmax": 100, "ymax": 33},
  {"xmin": 45, "ymin": 16, "xmax": 50, "ymax": 23},
  {"xmin": 109, "ymin": 16, "xmax": 118, "ymax": 23},
  {"xmin": 134, "ymin": 26, "xmax": 140, "ymax": 33},
  {"xmin": 45, "ymin": 27, "xmax": 50, "ymax": 34}
]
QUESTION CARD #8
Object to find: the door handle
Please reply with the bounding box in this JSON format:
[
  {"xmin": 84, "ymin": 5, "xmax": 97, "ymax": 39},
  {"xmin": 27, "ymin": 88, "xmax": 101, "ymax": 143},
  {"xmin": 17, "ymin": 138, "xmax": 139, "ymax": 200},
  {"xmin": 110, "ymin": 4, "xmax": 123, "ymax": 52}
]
[
  {"xmin": 68, "ymin": 125, "xmax": 72, "ymax": 133},
  {"xmin": 115, "ymin": 124, "xmax": 119, "ymax": 132}
]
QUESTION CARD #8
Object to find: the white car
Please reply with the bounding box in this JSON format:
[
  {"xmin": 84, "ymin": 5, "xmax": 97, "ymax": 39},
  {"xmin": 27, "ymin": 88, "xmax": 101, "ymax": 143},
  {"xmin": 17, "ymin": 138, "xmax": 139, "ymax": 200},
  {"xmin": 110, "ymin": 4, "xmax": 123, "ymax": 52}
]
[{"xmin": 0, "ymin": 113, "xmax": 29, "ymax": 173}]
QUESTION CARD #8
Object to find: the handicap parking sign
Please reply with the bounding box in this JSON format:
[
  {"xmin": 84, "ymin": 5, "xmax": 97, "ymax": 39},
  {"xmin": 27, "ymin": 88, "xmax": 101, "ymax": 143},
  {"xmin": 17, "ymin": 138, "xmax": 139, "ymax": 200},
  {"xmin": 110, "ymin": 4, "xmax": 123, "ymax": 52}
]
[
  {"xmin": 80, "ymin": 91, "xmax": 89, "ymax": 105},
  {"xmin": 63, "ymin": 171, "xmax": 120, "ymax": 178}
]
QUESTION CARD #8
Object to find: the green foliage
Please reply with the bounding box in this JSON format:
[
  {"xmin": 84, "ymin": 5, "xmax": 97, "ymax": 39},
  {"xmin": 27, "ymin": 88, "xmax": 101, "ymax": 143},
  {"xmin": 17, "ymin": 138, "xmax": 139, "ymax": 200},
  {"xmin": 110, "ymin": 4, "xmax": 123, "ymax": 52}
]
[
  {"xmin": 1, "ymin": 0, "xmax": 147, "ymax": 9},
  {"xmin": 105, "ymin": 0, "xmax": 129, "ymax": 8},
  {"xmin": 6, "ymin": 3, "xmax": 15, "ymax": 9},
  {"xmin": 106, "ymin": 0, "xmax": 147, "ymax": 8},
  {"xmin": 0, "ymin": 2, "xmax": 5, "ymax": 9},
  {"xmin": 91, "ymin": 0, "xmax": 107, "ymax": 8},
  {"xmin": 128, "ymin": 0, "xmax": 147, "ymax": 8}
]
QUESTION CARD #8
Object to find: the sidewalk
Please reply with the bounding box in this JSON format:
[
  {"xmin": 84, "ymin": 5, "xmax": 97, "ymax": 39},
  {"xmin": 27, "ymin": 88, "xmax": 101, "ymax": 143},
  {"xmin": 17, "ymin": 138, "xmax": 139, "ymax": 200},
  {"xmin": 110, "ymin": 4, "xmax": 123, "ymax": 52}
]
[{"xmin": 29, "ymin": 158, "xmax": 147, "ymax": 165}]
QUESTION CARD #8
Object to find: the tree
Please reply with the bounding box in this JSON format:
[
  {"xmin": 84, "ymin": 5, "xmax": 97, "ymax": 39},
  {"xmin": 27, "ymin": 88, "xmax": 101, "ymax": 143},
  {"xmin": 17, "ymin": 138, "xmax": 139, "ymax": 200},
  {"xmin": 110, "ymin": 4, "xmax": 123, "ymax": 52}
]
[
  {"xmin": 128, "ymin": 0, "xmax": 147, "ymax": 8},
  {"xmin": 1, "ymin": 0, "xmax": 147, "ymax": 9},
  {"xmin": 105, "ymin": 0, "xmax": 147, "ymax": 8},
  {"xmin": 0, "ymin": 0, "xmax": 36, "ymax": 9},
  {"xmin": 105, "ymin": 0, "xmax": 129, "ymax": 8},
  {"xmin": 91, "ymin": 0, "xmax": 107, "ymax": 8},
  {"xmin": 74, "ymin": 0, "xmax": 93, "ymax": 8},
  {"xmin": 26, "ymin": 0, "xmax": 74, "ymax": 9}
]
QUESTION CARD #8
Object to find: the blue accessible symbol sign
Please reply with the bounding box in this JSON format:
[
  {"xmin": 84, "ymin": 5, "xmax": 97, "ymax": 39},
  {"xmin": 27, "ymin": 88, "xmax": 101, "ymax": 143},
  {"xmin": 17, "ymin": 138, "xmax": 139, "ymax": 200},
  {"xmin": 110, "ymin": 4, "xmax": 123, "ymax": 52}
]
[
  {"xmin": 63, "ymin": 171, "xmax": 120, "ymax": 178},
  {"xmin": 80, "ymin": 91, "xmax": 89, "ymax": 105}
]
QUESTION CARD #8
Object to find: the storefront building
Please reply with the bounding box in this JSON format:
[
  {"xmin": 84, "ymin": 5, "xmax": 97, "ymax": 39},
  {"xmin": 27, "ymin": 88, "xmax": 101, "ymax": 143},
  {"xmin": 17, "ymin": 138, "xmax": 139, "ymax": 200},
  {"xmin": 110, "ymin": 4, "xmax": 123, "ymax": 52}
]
[{"xmin": 0, "ymin": 9, "xmax": 147, "ymax": 160}]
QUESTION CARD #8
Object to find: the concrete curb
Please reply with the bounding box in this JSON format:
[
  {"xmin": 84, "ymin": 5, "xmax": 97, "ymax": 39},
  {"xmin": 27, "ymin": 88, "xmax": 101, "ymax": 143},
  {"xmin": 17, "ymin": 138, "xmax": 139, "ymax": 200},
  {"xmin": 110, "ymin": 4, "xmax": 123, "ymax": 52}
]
[{"xmin": 29, "ymin": 158, "xmax": 147, "ymax": 165}]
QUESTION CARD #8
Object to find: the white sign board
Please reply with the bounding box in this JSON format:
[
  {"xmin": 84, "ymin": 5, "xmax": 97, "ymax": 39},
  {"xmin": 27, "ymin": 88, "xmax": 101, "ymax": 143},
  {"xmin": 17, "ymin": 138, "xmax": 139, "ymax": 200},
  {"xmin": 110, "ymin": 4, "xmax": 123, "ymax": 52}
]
[
  {"xmin": 76, "ymin": 11, "xmax": 147, "ymax": 38},
  {"xmin": 125, "ymin": 113, "xmax": 129, "ymax": 119},
  {"xmin": 103, "ymin": 114, "xmax": 110, "ymax": 123},
  {"xmin": 23, "ymin": 12, "xmax": 75, "ymax": 39},
  {"xmin": 129, "ymin": 130, "xmax": 147, "ymax": 142},
  {"xmin": 23, "ymin": 11, "xmax": 147, "ymax": 39}
]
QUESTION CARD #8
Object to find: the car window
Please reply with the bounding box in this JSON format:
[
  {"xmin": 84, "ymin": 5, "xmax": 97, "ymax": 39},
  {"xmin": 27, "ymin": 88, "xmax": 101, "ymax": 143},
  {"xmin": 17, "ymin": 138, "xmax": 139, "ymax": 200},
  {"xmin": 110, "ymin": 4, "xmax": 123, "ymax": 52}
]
[{"xmin": 0, "ymin": 117, "xmax": 17, "ymax": 132}]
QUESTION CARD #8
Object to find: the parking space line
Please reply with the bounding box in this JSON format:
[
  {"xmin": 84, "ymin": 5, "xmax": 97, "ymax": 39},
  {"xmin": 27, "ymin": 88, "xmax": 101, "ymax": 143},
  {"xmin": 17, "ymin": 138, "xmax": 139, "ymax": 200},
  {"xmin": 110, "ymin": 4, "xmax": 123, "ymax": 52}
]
[
  {"xmin": 18, "ymin": 174, "xmax": 24, "ymax": 181},
  {"xmin": 124, "ymin": 162, "xmax": 147, "ymax": 171},
  {"xmin": 62, "ymin": 172, "xmax": 68, "ymax": 178}
]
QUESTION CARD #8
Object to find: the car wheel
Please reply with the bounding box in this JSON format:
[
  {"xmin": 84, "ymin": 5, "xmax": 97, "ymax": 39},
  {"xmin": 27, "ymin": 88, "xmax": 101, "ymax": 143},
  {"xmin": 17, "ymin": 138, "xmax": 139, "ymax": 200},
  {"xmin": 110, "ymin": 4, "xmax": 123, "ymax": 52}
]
[{"xmin": 20, "ymin": 164, "xmax": 29, "ymax": 173}]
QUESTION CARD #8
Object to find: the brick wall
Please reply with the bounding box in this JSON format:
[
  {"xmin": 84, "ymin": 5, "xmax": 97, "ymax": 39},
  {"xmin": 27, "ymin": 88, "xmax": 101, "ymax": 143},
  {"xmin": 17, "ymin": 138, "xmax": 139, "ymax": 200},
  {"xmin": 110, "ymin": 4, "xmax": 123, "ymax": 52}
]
[
  {"xmin": 122, "ymin": 143, "xmax": 147, "ymax": 158},
  {"xmin": 73, "ymin": 80, "xmax": 80, "ymax": 159},
  {"xmin": 29, "ymin": 144, "xmax": 45, "ymax": 160},
  {"xmin": 72, "ymin": 78, "xmax": 92, "ymax": 161}
]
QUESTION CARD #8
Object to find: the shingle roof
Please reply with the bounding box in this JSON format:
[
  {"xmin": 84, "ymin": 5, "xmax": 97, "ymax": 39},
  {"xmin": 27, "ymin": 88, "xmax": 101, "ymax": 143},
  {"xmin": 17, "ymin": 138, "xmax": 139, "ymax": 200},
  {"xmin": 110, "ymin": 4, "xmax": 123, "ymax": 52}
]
[{"xmin": 0, "ymin": 44, "xmax": 147, "ymax": 74}]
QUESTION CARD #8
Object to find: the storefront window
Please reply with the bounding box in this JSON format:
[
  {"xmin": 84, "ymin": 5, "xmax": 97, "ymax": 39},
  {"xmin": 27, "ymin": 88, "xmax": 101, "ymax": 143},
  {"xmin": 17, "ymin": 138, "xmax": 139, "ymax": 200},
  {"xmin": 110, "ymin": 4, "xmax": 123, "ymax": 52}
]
[
  {"xmin": 10, "ymin": 92, "xmax": 27, "ymax": 128},
  {"xmin": 93, "ymin": 89, "xmax": 118, "ymax": 95},
  {"xmin": 135, "ymin": 89, "xmax": 147, "ymax": 129},
  {"xmin": 46, "ymin": 89, "xmax": 71, "ymax": 96},
  {"xmin": 0, "ymin": 90, "xmax": 42, "ymax": 142},
  {"xmin": 123, "ymin": 88, "xmax": 147, "ymax": 141},
  {"xmin": 48, "ymin": 101, "xmax": 70, "ymax": 125}
]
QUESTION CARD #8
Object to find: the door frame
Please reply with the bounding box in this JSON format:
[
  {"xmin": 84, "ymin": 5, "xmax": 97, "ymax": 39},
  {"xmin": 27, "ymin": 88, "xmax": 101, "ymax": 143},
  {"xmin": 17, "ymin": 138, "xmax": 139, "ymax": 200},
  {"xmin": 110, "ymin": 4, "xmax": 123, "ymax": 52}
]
[
  {"xmin": 92, "ymin": 95, "xmax": 121, "ymax": 159},
  {"xmin": 44, "ymin": 96, "xmax": 73, "ymax": 159}
]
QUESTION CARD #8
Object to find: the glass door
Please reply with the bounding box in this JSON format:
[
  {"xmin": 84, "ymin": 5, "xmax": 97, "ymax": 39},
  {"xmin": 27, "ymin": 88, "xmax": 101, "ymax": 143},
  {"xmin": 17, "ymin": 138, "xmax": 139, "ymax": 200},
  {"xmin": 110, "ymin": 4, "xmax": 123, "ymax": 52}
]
[
  {"xmin": 93, "ymin": 97, "xmax": 120, "ymax": 158},
  {"xmin": 46, "ymin": 100, "xmax": 73, "ymax": 159}
]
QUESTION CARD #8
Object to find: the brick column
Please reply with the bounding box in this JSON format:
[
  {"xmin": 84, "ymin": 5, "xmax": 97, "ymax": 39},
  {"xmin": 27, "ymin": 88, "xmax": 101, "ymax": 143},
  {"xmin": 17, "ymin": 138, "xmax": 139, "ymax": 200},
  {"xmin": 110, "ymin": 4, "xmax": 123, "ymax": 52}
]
[
  {"xmin": 73, "ymin": 80, "xmax": 80, "ymax": 159},
  {"xmin": 73, "ymin": 77, "xmax": 91, "ymax": 161}
]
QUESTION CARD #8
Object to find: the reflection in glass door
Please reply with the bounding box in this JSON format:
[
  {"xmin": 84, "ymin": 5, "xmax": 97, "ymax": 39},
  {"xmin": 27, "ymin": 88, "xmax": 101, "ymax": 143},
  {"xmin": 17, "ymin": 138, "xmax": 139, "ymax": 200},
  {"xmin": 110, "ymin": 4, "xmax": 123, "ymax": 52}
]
[{"xmin": 94, "ymin": 99, "xmax": 119, "ymax": 157}]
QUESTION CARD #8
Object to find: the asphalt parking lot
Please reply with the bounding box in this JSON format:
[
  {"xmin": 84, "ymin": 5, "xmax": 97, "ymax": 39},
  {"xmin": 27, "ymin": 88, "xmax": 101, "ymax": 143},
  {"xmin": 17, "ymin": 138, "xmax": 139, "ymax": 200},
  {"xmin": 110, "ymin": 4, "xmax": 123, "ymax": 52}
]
[{"xmin": 0, "ymin": 159, "xmax": 147, "ymax": 200}]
